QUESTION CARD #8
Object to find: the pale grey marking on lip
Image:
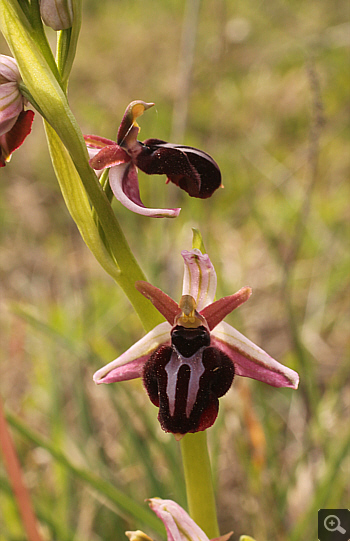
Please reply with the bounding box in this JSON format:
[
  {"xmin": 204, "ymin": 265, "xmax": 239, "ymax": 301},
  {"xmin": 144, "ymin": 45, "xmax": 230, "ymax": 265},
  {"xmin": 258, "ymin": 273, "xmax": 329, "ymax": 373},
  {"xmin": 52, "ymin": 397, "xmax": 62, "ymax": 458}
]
[{"xmin": 165, "ymin": 347, "xmax": 206, "ymax": 418}]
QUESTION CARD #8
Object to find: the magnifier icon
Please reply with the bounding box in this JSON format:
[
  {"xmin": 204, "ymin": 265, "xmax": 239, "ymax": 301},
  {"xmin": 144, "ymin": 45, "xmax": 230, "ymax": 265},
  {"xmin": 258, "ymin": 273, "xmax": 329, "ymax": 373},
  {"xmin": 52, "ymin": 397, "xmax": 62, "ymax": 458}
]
[{"xmin": 324, "ymin": 515, "xmax": 346, "ymax": 534}]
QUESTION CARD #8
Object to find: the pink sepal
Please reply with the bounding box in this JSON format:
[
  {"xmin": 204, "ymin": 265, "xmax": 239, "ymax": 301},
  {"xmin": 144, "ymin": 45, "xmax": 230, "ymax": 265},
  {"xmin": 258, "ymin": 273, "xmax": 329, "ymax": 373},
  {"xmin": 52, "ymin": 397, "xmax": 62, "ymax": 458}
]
[
  {"xmin": 93, "ymin": 322, "xmax": 172, "ymax": 384},
  {"xmin": 89, "ymin": 145, "xmax": 129, "ymax": 170},
  {"xmin": 84, "ymin": 134, "xmax": 116, "ymax": 149},
  {"xmin": 95, "ymin": 356, "xmax": 148, "ymax": 383},
  {"xmin": 212, "ymin": 321, "xmax": 299, "ymax": 389}
]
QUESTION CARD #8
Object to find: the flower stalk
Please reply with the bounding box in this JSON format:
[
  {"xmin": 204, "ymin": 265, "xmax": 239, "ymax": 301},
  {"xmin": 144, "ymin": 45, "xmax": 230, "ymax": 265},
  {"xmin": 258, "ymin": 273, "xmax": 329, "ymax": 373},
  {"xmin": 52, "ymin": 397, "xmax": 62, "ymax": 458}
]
[{"xmin": 180, "ymin": 431, "xmax": 220, "ymax": 537}]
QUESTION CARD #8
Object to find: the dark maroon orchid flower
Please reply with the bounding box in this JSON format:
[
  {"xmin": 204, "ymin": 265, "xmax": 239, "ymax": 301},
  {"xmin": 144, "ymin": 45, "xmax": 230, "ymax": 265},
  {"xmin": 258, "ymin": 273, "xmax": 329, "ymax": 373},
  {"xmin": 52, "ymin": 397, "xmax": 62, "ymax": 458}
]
[
  {"xmin": 84, "ymin": 101, "xmax": 222, "ymax": 217},
  {"xmin": 94, "ymin": 249, "xmax": 299, "ymax": 437}
]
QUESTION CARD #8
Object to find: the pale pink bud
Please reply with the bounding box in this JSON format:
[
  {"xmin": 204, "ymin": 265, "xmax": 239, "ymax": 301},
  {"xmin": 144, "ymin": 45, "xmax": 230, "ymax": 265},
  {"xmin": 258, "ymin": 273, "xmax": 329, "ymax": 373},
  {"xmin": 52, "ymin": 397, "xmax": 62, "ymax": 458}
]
[{"xmin": 40, "ymin": 0, "xmax": 73, "ymax": 31}]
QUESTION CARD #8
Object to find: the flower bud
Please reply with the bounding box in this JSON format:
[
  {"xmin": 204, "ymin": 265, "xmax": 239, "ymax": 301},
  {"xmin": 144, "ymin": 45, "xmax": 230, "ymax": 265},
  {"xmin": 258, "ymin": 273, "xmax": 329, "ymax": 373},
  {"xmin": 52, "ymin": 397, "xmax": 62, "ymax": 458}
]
[{"xmin": 40, "ymin": 0, "xmax": 73, "ymax": 30}]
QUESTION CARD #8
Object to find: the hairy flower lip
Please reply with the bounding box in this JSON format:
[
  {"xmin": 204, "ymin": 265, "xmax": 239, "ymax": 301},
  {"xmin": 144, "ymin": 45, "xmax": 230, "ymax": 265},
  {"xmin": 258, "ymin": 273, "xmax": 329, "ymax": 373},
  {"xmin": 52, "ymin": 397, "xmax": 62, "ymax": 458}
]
[
  {"xmin": 93, "ymin": 249, "xmax": 299, "ymax": 434},
  {"xmin": 136, "ymin": 139, "xmax": 222, "ymax": 199}
]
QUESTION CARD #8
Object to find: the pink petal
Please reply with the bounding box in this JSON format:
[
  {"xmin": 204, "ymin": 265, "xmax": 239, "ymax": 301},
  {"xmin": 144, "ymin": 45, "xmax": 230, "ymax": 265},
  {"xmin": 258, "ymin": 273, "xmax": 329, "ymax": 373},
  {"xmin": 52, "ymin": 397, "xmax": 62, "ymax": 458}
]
[
  {"xmin": 0, "ymin": 82, "xmax": 23, "ymax": 135},
  {"xmin": 93, "ymin": 322, "xmax": 172, "ymax": 384},
  {"xmin": 0, "ymin": 55, "xmax": 21, "ymax": 83},
  {"xmin": 201, "ymin": 287, "xmax": 252, "ymax": 330},
  {"xmin": 109, "ymin": 163, "xmax": 181, "ymax": 218},
  {"xmin": 135, "ymin": 281, "xmax": 180, "ymax": 325},
  {"xmin": 212, "ymin": 322, "xmax": 299, "ymax": 389},
  {"xmin": 84, "ymin": 134, "xmax": 116, "ymax": 149},
  {"xmin": 181, "ymin": 250, "xmax": 217, "ymax": 311},
  {"xmin": 88, "ymin": 144, "xmax": 129, "ymax": 170}
]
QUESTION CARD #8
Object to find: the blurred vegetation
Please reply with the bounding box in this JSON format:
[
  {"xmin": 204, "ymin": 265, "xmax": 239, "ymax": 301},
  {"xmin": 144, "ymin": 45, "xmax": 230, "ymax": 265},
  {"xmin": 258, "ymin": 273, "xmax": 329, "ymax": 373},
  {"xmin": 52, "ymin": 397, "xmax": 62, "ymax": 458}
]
[{"xmin": 0, "ymin": 0, "xmax": 349, "ymax": 539}]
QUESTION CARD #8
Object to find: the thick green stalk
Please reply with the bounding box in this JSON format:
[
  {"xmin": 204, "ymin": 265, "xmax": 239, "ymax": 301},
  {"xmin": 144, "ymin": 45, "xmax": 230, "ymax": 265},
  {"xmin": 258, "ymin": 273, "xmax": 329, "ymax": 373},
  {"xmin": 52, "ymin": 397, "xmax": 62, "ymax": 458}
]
[{"xmin": 180, "ymin": 431, "xmax": 220, "ymax": 537}]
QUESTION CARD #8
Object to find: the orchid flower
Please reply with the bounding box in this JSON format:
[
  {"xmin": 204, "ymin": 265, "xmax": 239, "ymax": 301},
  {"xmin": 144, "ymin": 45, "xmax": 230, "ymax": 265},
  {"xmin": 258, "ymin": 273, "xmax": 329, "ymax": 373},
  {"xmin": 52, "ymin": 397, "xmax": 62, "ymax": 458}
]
[
  {"xmin": 84, "ymin": 101, "xmax": 222, "ymax": 218},
  {"xmin": 94, "ymin": 249, "xmax": 299, "ymax": 436},
  {"xmin": 0, "ymin": 55, "xmax": 34, "ymax": 167},
  {"xmin": 126, "ymin": 498, "xmax": 232, "ymax": 541}
]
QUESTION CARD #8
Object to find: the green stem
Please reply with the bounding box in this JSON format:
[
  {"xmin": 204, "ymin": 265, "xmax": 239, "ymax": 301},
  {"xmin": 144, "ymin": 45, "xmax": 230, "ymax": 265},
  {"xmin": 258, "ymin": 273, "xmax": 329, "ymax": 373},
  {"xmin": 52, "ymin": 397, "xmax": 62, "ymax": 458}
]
[{"xmin": 180, "ymin": 431, "xmax": 220, "ymax": 537}]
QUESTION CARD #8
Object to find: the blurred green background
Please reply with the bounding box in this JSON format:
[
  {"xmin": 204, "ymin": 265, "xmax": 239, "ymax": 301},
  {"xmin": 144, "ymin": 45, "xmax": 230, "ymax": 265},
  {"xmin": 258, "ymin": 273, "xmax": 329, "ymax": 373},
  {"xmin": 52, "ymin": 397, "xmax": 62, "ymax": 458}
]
[{"xmin": 0, "ymin": 0, "xmax": 349, "ymax": 539}]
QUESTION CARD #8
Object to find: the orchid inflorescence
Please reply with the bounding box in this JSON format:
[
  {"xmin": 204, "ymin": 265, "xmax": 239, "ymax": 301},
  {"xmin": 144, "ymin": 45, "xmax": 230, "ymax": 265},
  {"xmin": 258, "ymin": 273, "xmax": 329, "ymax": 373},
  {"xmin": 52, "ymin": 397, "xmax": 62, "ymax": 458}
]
[{"xmin": 0, "ymin": 7, "xmax": 300, "ymax": 536}]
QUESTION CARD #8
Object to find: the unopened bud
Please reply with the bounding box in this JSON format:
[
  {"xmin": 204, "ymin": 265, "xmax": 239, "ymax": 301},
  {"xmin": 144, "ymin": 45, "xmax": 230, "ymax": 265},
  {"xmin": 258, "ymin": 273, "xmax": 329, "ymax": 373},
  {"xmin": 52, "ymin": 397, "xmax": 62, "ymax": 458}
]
[{"xmin": 40, "ymin": 0, "xmax": 73, "ymax": 30}]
